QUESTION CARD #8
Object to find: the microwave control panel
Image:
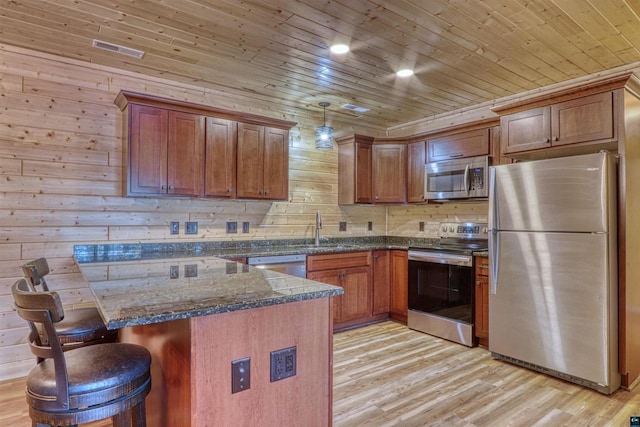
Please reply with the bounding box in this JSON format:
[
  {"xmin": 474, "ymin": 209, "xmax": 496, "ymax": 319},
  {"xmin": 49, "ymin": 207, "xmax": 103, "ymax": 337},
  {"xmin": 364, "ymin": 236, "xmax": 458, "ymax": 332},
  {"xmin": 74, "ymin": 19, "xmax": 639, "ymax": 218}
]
[{"xmin": 470, "ymin": 167, "xmax": 484, "ymax": 190}]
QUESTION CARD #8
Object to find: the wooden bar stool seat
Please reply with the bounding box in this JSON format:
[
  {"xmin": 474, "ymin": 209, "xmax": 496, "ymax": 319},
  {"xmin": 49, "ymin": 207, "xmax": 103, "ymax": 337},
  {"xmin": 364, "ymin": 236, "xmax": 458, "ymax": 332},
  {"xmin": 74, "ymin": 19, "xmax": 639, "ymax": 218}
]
[
  {"xmin": 22, "ymin": 258, "xmax": 118, "ymax": 347},
  {"xmin": 12, "ymin": 278, "xmax": 152, "ymax": 427}
]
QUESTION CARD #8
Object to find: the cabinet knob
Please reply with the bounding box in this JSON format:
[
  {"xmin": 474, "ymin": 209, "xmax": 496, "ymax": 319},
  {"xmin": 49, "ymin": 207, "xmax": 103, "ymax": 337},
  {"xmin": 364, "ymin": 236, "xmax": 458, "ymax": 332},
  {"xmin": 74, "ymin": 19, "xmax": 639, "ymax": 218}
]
[
  {"xmin": 543, "ymin": 137, "xmax": 550, "ymax": 143},
  {"xmin": 264, "ymin": 190, "xmax": 269, "ymax": 195},
  {"xmin": 259, "ymin": 190, "xmax": 264, "ymax": 195},
  {"xmin": 161, "ymin": 185, "xmax": 166, "ymax": 190},
  {"xmin": 552, "ymin": 136, "xmax": 559, "ymax": 141},
  {"xmin": 375, "ymin": 196, "xmax": 379, "ymax": 200},
  {"xmin": 227, "ymin": 188, "xmax": 232, "ymax": 193},
  {"xmin": 169, "ymin": 185, "xmax": 175, "ymax": 190}
]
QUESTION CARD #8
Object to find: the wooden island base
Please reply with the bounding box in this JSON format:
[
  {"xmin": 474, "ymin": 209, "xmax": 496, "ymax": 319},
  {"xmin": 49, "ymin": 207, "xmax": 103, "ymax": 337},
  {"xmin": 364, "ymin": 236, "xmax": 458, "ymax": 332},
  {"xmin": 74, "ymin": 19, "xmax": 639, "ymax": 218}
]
[{"xmin": 120, "ymin": 297, "xmax": 334, "ymax": 427}]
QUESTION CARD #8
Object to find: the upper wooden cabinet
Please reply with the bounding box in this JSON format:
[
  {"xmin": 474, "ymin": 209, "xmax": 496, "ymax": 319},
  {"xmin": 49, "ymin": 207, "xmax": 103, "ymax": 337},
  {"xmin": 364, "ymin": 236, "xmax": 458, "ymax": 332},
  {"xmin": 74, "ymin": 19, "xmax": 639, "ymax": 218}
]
[
  {"xmin": 236, "ymin": 124, "xmax": 289, "ymax": 200},
  {"xmin": 127, "ymin": 104, "xmax": 204, "ymax": 197},
  {"xmin": 337, "ymin": 135, "xmax": 406, "ymax": 204},
  {"xmin": 373, "ymin": 144, "xmax": 407, "ymax": 203},
  {"xmin": 426, "ymin": 128, "xmax": 490, "ymax": 163},
  {"xmin": 499, "ymin": 91, "xmax": 616, "ymax": 156},
  {"xmin": 337, "ymin": 135, "xmax": 375, "ymax": 204},
  {"xmin": 407, "ymin": 140, "xmax": 426, "ymax": 203},
  {"xmin": 204, "ymin": 117, "xmax": 237, "ymax": 198},
  {"xmin": 116, "ymin": 91, "xmax": 295, "ymax": 200}
]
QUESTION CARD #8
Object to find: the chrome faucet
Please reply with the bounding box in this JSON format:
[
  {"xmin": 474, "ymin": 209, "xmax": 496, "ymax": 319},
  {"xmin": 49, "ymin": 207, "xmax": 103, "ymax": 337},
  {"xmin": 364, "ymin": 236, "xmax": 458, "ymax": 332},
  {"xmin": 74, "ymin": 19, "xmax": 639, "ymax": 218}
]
[{"xmin": 315, "ymin": 210, "xmax": 322, "ymax": 246}]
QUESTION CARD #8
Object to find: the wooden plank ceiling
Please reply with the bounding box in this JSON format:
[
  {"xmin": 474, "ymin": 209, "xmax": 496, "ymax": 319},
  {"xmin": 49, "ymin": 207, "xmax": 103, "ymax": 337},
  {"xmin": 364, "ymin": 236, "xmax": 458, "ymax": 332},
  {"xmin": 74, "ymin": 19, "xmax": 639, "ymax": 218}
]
[{"xmin": 2, "ymin": 0, "xmax": 640, "ymax": 130}]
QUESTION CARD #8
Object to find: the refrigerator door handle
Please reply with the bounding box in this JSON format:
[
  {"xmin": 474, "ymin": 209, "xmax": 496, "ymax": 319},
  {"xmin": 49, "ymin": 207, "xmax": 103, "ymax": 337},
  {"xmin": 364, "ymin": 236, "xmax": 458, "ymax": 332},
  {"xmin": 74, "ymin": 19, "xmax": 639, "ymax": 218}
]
[
  {"xmin": 488, "ymin": 167, "xmax": 499, "ymax": 294},
  {"xmin": 489, "ymin": 230, "xmax": 499, "ymax": 294},
  {"xmin": 464, "ymin": 164, "xmax": 470, "ymax": 194}
]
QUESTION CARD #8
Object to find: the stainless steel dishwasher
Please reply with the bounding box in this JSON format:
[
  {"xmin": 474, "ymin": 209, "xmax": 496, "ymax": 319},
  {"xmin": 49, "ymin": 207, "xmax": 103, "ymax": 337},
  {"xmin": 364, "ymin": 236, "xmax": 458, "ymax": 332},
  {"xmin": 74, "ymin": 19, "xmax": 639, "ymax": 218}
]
[{"xmin": 246, "ymin": 254, "xmax": 307, "ymax": 278}]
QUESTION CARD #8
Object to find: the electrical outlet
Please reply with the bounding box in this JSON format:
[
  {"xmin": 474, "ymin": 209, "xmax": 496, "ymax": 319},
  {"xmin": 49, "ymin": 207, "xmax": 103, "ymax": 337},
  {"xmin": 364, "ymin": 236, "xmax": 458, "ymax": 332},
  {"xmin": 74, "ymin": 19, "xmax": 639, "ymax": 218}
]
[
  {"xmin": 231, "ymin": 357, "xmax": 250, "ymax": 393},
  {"xmin": 419, "ymin": 221, "xmax": 425, "ymax": 232},
  {"xmin": 169, "ymin": 265, "xmax": 179, "ymax": 279},
  {"xmin": 242, "ymin": 222, "xmax": 250, "ymax": 233},
  {"xmin": 184, "ymin": 264, "xmax": 198, "ymax": 278},
  {"xmin": 226, "ymin": 221, "xmax": 238, "ymax": 233},
  {"xmin": 270, "ymin": 346, "xmax": 296, "ymax": 382},
  {"xmin": 339, "ymin": 221, "xmax": 347, "ymax": 232},
  {"xmin": 367, "ymin": 221, "xmax": 373, "ymax": 231},
  {"xmin": 185, "ymin": 221, "xmax": 198, "ymax": 234},
  {"xmin": 170, "ymin": 221, "xmax": 179, "ymax": 235}
]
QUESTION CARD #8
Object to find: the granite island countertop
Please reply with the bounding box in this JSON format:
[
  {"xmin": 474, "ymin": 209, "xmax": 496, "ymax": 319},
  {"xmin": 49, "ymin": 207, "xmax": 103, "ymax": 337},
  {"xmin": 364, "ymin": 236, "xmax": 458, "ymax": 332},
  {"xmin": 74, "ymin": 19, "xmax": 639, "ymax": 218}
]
[{"xmin": 76, "ymin": 255, "xmax": 343, "ymax": 330}]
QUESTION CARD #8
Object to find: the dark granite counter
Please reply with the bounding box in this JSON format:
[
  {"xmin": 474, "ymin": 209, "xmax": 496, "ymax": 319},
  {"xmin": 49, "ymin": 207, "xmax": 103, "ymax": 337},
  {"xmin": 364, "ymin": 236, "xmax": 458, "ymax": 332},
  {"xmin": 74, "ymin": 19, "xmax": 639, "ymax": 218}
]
[
  {"xmin": 74, "ymin": 236, "xmax": 437, "ymax": 263},
  {"xmin": 76, "ymin": 255, "xmax": 343, "ymax": 329}
]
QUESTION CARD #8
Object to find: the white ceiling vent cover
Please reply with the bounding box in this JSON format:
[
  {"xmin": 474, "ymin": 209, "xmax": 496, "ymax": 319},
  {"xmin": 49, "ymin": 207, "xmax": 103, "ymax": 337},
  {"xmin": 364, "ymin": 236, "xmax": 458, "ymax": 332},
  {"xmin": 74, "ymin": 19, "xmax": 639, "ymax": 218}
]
[
  {"xmin": 92, "ymin": 39, "xmax": 145, "ymax": 59},
  {"xmin": 341, "ymin": 103, "xmax": 370, "ymax": 113}
]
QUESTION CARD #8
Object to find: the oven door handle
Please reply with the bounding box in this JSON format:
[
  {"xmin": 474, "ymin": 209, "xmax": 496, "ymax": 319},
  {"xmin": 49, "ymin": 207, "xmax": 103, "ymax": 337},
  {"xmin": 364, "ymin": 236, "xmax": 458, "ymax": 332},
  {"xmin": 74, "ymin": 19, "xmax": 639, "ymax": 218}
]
[{"xmin": 408, "ymin": 251, "xmax": 473, "ymax": 267}]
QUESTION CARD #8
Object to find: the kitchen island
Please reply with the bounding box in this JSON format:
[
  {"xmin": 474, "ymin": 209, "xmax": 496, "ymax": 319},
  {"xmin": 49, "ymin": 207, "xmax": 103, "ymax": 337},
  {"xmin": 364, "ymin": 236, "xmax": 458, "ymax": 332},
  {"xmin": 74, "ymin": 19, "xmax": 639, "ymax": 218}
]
[{"xmin": 76, "ymin": 255, "xmax": 343, "ymax": 427}]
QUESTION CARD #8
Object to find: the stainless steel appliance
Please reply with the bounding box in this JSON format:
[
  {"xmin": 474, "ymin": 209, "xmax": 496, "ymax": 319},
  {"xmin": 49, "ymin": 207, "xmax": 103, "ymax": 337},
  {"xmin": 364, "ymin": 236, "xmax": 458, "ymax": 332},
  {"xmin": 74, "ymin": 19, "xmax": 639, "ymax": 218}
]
[
  {"xmin": 425, "ymin": 155, "xmax": 489, "ymax": 200},
  {"xmin": 408, "ymin": 222, "xmax": 488, "ymax": 347},
  {"xmin": 489, "ymin": 152, "xmax": 620, "ymax": 394},
  {"xmin": 246, "ymin": 254, "xmax": 307, "ymax": 278}
]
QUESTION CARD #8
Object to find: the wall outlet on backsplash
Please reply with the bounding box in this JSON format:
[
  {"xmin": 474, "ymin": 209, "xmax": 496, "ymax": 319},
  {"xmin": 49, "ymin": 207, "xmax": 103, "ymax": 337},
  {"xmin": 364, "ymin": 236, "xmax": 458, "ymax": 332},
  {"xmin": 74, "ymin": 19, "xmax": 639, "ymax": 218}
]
[
  {"xmin": 419, "ymin": 221, "xmax": 425, "ymax": 232},
  {"xmin": 367, "ymin": 221, "xmax": 372, "ymax": 231},
  {"xmin": 170, "ymin": 222, "xmax": 179, "ymax": 235},
  {"xmin": 227, "ymin": 221, "xmax": 238, "ymax": 233},
  {"xmin": 339, "ymin": 222, "xmax": 347, "ymax": 232},
  {"xmin": 185, "ymin": 221, "xmax": 198, "ymax": 234},
  {"xmin": 242, "ymin": 222, "xmax": 250, "ymax": 233}
]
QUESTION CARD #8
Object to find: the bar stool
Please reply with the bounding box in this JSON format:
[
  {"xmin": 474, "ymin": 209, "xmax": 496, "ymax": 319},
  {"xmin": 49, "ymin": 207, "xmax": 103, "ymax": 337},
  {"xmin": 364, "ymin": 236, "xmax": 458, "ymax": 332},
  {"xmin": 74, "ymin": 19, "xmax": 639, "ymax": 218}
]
[
  {"xmin": 21, "ymin": 258, "xmax": 118, "ymax": 348},
  {"xmin": 12, "ymin": 278, "xmax": 151, "ymax": 427}
]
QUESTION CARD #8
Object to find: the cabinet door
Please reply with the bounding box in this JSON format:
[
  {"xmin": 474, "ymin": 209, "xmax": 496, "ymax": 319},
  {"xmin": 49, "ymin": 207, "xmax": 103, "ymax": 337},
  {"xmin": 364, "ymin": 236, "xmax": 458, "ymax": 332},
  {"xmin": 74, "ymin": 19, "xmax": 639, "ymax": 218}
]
[
  {"xmin": 389, "ymin": 250, "xmax": 408, "ymax": 322},
  {"xmin": 474, "ymin": 256, "xmax": 489, "ymax": 342},
  {"xmin": 372, "ymin": 250, "xmax": 390, "ymax": 315},
  {"xmin": 236, "ymin": 123, "xmax": 265, "ymax": 198},
  {"xmin": 427, "ymin": 128, "xmax": 489, "ymax": 162},
  {"xmin": 307, "ymin": 269, "xmax": 344, "ymax": 323},
  {"xmin": 204, "ymin": 117, "xmax": 236, "ymax": 198},
  {"xmin": 355, "ymin": 142, "xmax": 373, "ymax": 203},
  {"xmin": 373, "ymin": 144, "xmax": 407, "ymax": 203},
  {"xmin": 128, "ymin": 104, "xmax": 168, "ymax": 195},
  {"xmin": 263, "ymin": 127, "xmax": 289, "ymax": 200},
  {"xmin": 340, "ymin": 266, "xmax": 372, "ymax": 323},
  {"xmin": 551, "ymin": 91, "xmax": 614, "ymax": 147},
  {"xmin": 167, "ymin": 111, "xmax": 204, "ymax": 196},
  {"xmin": 407, "ymin": 141, "xmax": 426, "ymax": 203},
  {"xmin": 501, "ymin": 106, "xmax": 551, "ymax": 154}
]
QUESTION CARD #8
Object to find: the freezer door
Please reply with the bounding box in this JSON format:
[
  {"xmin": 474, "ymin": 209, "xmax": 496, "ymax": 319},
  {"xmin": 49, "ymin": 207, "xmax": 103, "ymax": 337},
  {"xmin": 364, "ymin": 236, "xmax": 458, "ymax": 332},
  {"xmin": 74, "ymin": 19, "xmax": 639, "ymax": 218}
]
[
  {"xmin": 489, "ymin": 231, "xmax": 618, "ymax": 388},
  {"xmin": 490, "ymin": 152, "xmax": 615, "ymax": 232}
]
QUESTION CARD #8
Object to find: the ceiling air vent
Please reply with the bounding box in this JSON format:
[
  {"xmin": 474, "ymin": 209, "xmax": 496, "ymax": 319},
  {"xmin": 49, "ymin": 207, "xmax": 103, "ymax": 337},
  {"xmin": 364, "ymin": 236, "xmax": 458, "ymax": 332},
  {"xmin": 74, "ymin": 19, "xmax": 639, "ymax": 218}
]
[
  {"xmin": 341, "ymin": 103, "xmax": 370, "ymax": 114},
  {"xmin": 92, "ymin": 39, "xmax": 145, "ymax": 59}
]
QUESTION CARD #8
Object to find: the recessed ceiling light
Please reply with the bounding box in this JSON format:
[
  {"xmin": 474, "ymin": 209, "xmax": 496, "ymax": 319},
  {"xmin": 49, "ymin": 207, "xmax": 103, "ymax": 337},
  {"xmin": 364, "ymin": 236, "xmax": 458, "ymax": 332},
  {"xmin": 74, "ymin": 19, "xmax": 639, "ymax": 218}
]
[
  {"xmin": 330, "ymin": 44, "xmax": 350, "ymax": 54},
  {"xmin": 397, "ymin": 69, "xmax": 414, "ymax": 77}
]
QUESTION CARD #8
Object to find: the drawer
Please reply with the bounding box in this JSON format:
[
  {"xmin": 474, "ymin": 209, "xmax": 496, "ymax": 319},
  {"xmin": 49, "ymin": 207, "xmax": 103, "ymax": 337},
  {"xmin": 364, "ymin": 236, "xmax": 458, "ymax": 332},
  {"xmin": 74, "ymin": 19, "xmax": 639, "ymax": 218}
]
[{"xmin": 307, "ymin": 251, "xmax": 371, "ymax": 272}]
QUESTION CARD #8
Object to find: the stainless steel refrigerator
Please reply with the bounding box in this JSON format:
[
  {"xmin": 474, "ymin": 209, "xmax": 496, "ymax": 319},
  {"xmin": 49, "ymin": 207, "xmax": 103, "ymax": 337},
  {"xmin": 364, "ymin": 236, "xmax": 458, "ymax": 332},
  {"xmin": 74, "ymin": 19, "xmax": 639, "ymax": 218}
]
[{"xmin": 488, "ymin": 152, "xmax": 620, "ymax": 394}]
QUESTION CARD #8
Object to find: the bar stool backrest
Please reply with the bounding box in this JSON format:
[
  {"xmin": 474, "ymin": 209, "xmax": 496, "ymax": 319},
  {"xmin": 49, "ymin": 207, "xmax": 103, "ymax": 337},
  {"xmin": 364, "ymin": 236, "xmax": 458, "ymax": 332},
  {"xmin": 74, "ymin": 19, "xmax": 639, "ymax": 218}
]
[
  {"xmin": 12, "ymin": 278, "xmax": 71, "ymax": 409},
  {"xmin": 21, "ymin": 257, "xmax": 51, "ymax": 292}
]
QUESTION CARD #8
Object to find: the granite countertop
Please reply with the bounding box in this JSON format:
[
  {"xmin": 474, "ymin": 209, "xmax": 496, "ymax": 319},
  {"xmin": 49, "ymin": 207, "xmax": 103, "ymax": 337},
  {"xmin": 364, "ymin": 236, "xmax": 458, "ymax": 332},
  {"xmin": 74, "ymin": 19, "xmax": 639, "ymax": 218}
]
[{"xmin": 76, "ymin": 255, "xmax": 343, "ymax": 330}]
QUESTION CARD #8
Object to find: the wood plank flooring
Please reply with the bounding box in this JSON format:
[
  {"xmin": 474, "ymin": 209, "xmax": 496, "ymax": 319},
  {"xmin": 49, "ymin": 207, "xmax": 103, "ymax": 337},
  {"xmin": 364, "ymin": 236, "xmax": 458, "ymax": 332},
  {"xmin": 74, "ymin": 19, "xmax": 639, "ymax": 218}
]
[{"xmin": 2, "ymin": 321, "xmax": 639, "ymax": 426}]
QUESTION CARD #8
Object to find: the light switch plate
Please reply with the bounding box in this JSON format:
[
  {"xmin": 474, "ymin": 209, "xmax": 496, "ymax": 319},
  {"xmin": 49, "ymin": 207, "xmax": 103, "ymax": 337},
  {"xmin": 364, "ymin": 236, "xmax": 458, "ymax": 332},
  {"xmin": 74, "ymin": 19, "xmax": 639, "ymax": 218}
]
[
  {"xmin": 339, "ymin": 221, "xmax": 347, "ymax": 232},
  {"xmin": 226, "ymin": 221, "xmax": 238, "ymax": 233},
  {"xmin": 231, "ymin": 357, "xmax": 250, "ymax": 393},
  {"xmin": 170, "ymin": 221, "xmax": 179, "ymax": 235}
]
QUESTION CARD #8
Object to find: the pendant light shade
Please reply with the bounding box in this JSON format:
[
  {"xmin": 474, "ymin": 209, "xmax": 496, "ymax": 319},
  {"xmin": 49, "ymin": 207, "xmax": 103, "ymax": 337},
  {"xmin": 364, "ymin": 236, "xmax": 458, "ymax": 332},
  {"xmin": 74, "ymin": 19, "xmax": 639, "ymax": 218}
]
[{"xmin": 315, "ymin": 102, "xmax": 334, "ymax": 150}]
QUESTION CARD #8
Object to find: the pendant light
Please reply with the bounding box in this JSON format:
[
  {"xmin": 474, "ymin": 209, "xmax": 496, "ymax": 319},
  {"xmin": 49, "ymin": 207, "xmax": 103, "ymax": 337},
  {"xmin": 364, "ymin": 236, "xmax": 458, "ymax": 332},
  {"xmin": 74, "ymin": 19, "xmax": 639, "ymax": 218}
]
[{"xmin": 315, "ymin": 102, "xmax": 334, "ymax": 150}]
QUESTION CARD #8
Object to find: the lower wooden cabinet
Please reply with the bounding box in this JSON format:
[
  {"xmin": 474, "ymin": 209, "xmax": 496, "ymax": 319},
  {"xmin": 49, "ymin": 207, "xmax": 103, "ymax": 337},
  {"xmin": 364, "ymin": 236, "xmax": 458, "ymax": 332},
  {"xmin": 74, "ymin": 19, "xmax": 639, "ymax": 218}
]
[
  {"xmin": 307, "ymin": 252, "xmax": 372, "ymax": 330},
  {"xmin": 474, "ymin": 256, "xmax": 489, "ymax": 346},
  {"xmin": 389, "ymin": 250, "xmax": 408, "ymax": 323},
  {"xmin": 372, "ymin": 250, "xmax": 390, "ymax": 315}
]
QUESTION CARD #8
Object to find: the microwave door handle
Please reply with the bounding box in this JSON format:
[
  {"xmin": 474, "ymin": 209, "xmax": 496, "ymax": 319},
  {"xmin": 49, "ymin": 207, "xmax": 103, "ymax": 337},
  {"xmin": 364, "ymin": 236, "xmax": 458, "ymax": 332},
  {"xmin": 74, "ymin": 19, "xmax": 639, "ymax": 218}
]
[{"xmin": 464, "ymin": 164, "xmax": 470, "ymax": 194}]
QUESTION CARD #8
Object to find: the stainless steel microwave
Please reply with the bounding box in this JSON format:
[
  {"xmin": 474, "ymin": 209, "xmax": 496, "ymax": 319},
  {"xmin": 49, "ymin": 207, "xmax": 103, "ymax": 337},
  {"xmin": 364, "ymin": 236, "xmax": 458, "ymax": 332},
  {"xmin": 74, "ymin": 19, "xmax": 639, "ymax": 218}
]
[{"xmin": 424, "ymin": 155, "xmax": 489, "ymax": 200}]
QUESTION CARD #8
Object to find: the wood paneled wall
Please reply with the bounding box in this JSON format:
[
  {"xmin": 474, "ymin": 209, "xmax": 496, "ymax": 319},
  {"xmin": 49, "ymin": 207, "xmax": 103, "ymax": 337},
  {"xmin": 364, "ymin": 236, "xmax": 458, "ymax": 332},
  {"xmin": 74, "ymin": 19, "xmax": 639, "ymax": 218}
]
[{"xmin": 0, "ymin": 44, "xmax": 484, "ymax": 381}]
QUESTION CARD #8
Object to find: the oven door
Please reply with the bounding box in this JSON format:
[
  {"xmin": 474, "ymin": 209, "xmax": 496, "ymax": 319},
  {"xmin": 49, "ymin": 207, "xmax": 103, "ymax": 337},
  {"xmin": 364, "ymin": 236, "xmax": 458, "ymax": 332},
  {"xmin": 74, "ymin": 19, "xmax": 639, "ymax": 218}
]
[{"xmin": 407, "ymin": 250, "xmax": 475, "ymax": 346}]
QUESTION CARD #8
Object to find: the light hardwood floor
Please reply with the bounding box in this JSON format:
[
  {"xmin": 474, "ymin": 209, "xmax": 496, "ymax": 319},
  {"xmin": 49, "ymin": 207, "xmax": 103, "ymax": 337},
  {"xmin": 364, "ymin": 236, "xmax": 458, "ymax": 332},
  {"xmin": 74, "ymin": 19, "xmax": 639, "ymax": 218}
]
[{"xmin": 2, "ymin": 321, "xmax": 639, "ymax": 426}]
